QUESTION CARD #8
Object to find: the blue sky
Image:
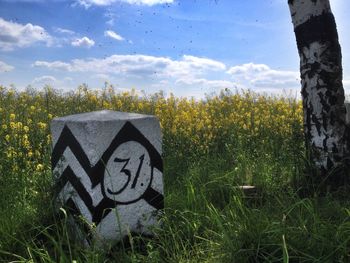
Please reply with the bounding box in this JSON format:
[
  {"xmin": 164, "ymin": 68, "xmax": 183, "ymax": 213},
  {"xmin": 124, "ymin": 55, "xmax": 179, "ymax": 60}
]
[{"xmin": 0, "ymin": 0, "xmax": 349, "ymax": 98}]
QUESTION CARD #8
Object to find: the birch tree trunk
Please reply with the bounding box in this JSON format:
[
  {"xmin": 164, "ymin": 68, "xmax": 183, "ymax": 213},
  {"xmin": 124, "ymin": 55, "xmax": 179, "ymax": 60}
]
[{"xmin": 288, "ymin": 0, "xmax": 349, "ymax": 185}]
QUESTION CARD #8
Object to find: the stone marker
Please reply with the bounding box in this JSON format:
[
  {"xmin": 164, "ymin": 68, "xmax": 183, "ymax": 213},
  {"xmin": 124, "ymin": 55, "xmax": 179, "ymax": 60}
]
[{"xmin": 51, "ymin": 110, "xmax": 164, "ymax": 245}]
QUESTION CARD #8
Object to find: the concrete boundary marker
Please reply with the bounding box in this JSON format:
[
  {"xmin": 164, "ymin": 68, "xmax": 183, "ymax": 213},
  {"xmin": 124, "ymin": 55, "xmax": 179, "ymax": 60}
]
[{"xmin": 51, "ymin": 110, "xmax": 164, "ymax": 245}]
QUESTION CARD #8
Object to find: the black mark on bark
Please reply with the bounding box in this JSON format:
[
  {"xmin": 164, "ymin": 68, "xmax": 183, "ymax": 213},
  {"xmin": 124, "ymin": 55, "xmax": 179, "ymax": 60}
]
[{"xmin": 294, "ymin": 12, "xmax": 339, "ymax": 50}]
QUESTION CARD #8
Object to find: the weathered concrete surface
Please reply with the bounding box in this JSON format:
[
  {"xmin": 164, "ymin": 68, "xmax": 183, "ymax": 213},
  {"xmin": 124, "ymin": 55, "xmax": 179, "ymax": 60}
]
[{"xmin": 51, "ymin": 110, "xmax": 164, "ymax": 245}]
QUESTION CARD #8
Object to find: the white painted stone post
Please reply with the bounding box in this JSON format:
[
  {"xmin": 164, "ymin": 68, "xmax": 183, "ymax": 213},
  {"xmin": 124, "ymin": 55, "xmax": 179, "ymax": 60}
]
[{"xmin": 51, "ymin": 110, "xmax": 164, "ymax": 245}]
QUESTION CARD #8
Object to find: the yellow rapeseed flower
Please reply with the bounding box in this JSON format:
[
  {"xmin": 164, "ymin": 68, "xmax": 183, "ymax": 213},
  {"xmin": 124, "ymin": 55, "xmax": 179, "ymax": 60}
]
[
  {"xmin": 46, "ymin": 134, "xmax": 52, "ymax": 144},
  {"xmin": 10, "ymin": 122, "xmax": 16, "ymax": 129},
  {"xmin": 16, "ymin": 122, "xmax": 23, "ymax": 129},
  {"xmin": 36, "ymin": 164, "xmax": 44, "ymax": 171},
  {"xmin": 37, "ymin": 122, "xmax": 47, "ymax": 130}
]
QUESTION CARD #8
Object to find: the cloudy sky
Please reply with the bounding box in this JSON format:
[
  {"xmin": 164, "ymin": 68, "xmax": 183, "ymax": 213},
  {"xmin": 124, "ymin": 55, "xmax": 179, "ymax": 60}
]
[{"xmin": 0, "ymin": 0, "xmax": 349, "ymax": 98}]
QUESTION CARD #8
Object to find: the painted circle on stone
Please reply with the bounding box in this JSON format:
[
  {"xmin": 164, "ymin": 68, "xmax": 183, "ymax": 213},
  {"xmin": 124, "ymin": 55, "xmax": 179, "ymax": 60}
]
[{"xmin": 103, "ymin": 141, "xmax": 152, "ymax": 203}]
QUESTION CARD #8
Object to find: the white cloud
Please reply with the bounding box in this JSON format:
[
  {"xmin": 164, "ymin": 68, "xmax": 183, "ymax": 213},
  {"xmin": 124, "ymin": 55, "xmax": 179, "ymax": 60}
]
[
  {"xmin": 104, "ymin": 30, "xmax": 124, "ymax": 41},
  {"xmin": 32, "ymin": 55, "xmax": 301, "ymax": 95},
  {"xmin": 75, "ymin": 0, "xmax": 115, "ymax": 7},
  {"xmin": 0, "ymin": 17, "xmax": 52, "ymax": 51},
  {"xmin": 33, "ymin": 61, "xmax": 72, "ymax": 71},
  {"xmin": 54, "ymin": 27, "xmax": 75, "ymax": 35},
  {"xmin": 32, "ymin": 54, "xmax": 230, "ymax": 94},
  {"xmin": 1, "ymin": 0, "xmax": 45, "ymax": 2},
  {"xmin": 167, "ymin": 55, "xmax": 226, "ymax": 78},
  {"xmin": 176, "ymin": 78, "xmax": 236, "ymax": 89},
  {"xmin": 32, "ymin": 54, "xmax": 226, "ymax": 80},
  {"xmin": 31, "ymin": 75, "xmax": 76, "ymax": 90},
  {"xmin": 344, "ymin": 79, "xmax": 350, "ymax": 86},
  {"xmin": 92, "ymin": 73, "xmax": 111, "ymax": 80},
  {"xmin": 104, "ymin": 11, "xmax": 117, "ymax": 26},
  {"xmin": 64, "ymin": 77, "xmax": 73, "ymax": 82},
  {"xmin": 344, "ymin": 80, "xmax": 350, "ymax": 98},
  {"xmin": 0, "ymin": 61, "xmax": 14, "ymax": 72},
  {"xmin": 227, "ymin": 63, "xmax": 300, "ymax": 89},
  {"xmin": 32, "ymin": 75, "xmax": 57, "ymax": 84},
  {"xmin": 71, "ymin": 36, "xmax": 95, "ymax": 48},
  {"xmin": 227, "ymin": 63, "xmax": 269, "ymax": 75},
  {"xmin": 122, "ymin": 0, "xmax": 174, "ymax": 5},
  {"xmin": 75, "ymin": 0, "xmax": 173, "ymax": 8}
]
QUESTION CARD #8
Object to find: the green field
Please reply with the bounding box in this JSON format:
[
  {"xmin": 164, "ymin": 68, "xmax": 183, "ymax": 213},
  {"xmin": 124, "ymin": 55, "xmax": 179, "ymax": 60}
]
[{"xmin": 0, "ymin": 85, "xmax": 349, "ymax": 262}]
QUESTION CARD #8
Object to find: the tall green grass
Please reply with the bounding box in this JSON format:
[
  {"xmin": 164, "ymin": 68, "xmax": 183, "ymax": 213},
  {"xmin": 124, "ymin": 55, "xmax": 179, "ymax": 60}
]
[{"xmin": 0, "ymin": 86, "xmax": 349, "ymax": 262}]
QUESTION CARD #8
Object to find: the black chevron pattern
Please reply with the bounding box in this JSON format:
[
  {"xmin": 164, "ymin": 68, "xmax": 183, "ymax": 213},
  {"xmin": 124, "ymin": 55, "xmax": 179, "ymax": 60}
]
[{"xmin": 52, "ymin": 121, "xmax": 164, "ymax": 226}]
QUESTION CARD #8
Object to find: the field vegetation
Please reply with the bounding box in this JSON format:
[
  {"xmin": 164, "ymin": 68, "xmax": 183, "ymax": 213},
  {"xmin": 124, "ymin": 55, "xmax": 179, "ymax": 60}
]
[{"xmin": 0, "ymin": 85, "xmax": 349, "ymax": 262}]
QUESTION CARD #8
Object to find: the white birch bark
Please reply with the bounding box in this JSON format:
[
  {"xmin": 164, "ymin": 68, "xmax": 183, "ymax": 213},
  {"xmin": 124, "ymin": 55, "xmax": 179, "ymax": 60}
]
[{"xmin": 288, "ymin": 0, "xmax": 348, "ymax": 177}]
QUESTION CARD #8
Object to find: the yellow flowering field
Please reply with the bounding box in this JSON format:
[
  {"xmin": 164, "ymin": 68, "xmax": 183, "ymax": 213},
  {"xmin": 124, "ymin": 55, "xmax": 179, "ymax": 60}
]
[
  {"xmin": 5, "ymin": 85, "xmax": 341, "ymax": 263},
  {"xmin": 1, "ymin": 86, "xmax": 349, "ymax": 263},
  {"xmin": 0, "ymin": 85, "xmax": 303, "ymax": 176}
]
